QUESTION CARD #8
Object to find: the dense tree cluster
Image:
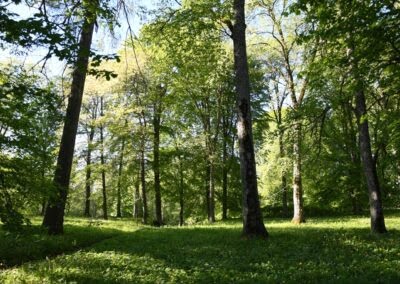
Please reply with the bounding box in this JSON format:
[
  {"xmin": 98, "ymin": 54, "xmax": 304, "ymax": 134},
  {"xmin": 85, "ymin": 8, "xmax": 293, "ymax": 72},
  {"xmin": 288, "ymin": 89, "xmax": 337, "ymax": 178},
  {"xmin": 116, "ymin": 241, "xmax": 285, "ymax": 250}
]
[{"xmin": 0, "ymin": 0, "xmax": 399, "ymax": 236}]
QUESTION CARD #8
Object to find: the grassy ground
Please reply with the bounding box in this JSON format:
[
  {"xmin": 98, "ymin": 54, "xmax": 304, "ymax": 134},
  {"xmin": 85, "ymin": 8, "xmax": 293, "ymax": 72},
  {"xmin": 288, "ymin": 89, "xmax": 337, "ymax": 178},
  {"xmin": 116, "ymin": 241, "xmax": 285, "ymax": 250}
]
[{"xmin": 1, "ymin": 214, "xmax": 400, "ymax": 283}]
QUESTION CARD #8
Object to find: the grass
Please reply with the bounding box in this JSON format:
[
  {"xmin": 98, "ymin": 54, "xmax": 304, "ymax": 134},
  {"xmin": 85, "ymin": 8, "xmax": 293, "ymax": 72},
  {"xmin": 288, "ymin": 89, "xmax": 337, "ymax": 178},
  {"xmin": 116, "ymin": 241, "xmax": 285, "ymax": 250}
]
[
  {"xmin": 0, "ymin": 217, "xmax": 137, "ymax": 268},
  {"xmin": 1, "ymin": 214, "xmax": 400, "ymax": 283}
]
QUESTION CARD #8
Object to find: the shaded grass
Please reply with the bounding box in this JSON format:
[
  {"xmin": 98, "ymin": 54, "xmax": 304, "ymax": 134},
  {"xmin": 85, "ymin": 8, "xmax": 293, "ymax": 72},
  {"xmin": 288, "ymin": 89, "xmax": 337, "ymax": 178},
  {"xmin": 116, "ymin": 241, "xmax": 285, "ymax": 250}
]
[
  {"xmin": 0, "ymin": 217, "xmax": 137, "ymax": 268},
  {"xmin": 1, "ymin": 214, "xmax": 400, "ymax": 283}
]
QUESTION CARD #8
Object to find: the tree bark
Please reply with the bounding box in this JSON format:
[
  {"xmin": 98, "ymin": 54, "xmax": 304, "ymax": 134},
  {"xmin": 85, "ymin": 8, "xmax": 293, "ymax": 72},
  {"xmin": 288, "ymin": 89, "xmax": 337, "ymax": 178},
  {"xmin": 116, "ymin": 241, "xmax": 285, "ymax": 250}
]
[
  {"xmin": 292, "ymin": 121, "xmax": 305, "ymax": 223},
  {"xmin": 100, "ymin": 97, "xmax": 108, "ymax": 220},
  {"xmin": 354, "ymin": 89, "xmax": 387, "ymax": 233},
  {"xmin": 42, "ymin": 9, "xmax": 95, "ymax": 235},
  {"xmin": 116, "ymin": 138, "xmax": 125, "ymax": 218},
  {"xmin": 140, "ymin": 149, "xmax": 148, "ymax": 224},
  {"xmin": 208, "ymin": 161, "xmax": 216, "ymax": 222},
  {"xmin": 222, "ymin": 116, "xmax": 228, "ymax": 220},
  {"xmin": 153, "ymin": 98, "xmax": 162, "ymax": 226},
  {"xmin": 230, "ymin": 0, "xmax": 268, "ymax": 238},
  {"xmin": 278, "ymin": 129, "xmax": 288, "ymax": 217},
  {"xmin": 133, "ymin": 166, "xmax": 142, "ymax": 219},
  {"xmin": 84, "ymin": 126, "xmax": 95, "ymax": 217},
  {"xmin": 179, "ymin": 155, "xmax": 184, "ymax": 226}
]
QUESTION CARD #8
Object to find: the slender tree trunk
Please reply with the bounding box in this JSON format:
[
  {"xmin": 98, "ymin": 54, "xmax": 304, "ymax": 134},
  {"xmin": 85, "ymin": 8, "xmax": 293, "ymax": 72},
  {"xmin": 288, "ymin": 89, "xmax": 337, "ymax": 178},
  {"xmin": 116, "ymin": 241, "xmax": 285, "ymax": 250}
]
[
  {"xmin": 278, "ymin": 130, "xmax": 288, "ymax": 217},
  {"xmin": 133, "ymin": 166, "xmax": 142, "ymax": 219},
  {"xmin": 222, "ymin": 117, "xmax": 228, "ymax": 220},
  {"xmin": 354, "ymin": 89, "xmax": 387, "ymax": 233},
  {"xmin": 140, "ymin": 149, "xmax": 148, "ymax": 224},
  {"xmin": 100, "ymin": 97, "xmax": 108, "ymax": 220},
  {"xmin": 203, "ymin": 115, "xmax": 216, "ymax": 223},
  {"xmin": 342, "ymin": 99, "xmax": 362, "ymax": 215},
  {"xmin": 116, "ymin": 138, "xmax": 125, "ymax": 218},
  {"xmin": 179, "ymin": 156, "xmax": 184, "ymax": 226},
  {"xmin": 42, "ymin": 10, "xmax": 95, "ymax": 235},
  {"xmin": 84, "ymin": 126, "xmax": 95, "ymax": 217},
  {"xmin": 292, "ymin": 121, "xmax": 305, "ymax": 223},
  {"xmin": 153, "ymin": 102, "xmax": 162, "ymax": 226},
  {"xmin": 205, "ymin": 161, "xmax": 211, "ymax": 220},
  {"xmin": 230, "ymin": 0, "xmax": 268, "ymax": 238},
  {"xmin": 208, "ymin": 160, "xmax": 216, "ymax": 222}
]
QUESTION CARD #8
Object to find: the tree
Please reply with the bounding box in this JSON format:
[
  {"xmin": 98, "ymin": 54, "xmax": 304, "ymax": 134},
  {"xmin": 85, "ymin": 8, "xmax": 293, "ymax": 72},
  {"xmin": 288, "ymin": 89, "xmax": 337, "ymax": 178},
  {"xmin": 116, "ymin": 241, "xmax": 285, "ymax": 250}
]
[
  {"xmin": 42, "ymin": 1, "xmax": 97, "ymax": 234},
  {"xmin": 81, "ymin": 95, "xmax": 99, "ymax": 217},
  {"xmin": 0, "ymin": 65, "xmax": 62, "ymax": 230},
  {"xmin": 293, "ymin": 0, "xmax": 400, "ymax": 232},
  {"xmin": 227, "ymin": 0, "xmax": 268, "ymax": 238}
]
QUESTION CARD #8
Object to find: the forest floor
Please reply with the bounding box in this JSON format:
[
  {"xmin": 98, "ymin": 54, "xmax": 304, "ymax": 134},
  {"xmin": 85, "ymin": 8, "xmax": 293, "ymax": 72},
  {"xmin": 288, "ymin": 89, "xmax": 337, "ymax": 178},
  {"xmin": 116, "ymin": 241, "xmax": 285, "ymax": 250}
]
[{"xmin": 1, "ymin": 213, "xmax": 400, "ymax": 283}]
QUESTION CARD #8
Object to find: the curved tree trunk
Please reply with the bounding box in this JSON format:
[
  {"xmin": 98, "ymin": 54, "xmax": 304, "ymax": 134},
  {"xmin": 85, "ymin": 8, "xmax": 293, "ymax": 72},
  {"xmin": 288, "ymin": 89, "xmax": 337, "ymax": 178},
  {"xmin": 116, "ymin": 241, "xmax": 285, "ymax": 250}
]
[
  {"xmin": 354, "ymin": 89, "xmax": 387, "ymax": 233},
  {"xmin": 230, "ymin": 0, "xmax": 268, "ymax": 238},
  {"xmin": 42, "ymin": 10, "xmax": 95, "ymax": 235}
]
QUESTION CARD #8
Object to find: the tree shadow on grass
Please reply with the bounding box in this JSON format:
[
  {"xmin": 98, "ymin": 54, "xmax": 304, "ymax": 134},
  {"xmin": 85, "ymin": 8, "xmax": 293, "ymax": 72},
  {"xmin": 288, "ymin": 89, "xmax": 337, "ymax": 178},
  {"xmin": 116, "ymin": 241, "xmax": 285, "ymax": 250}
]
[
  {"xmin": 0, "ymin": 222, "xmax": 125, "ymax": 269},
  {"xmin": 6, "ymin": 225, "xmax": 399, "ymax": 283}
]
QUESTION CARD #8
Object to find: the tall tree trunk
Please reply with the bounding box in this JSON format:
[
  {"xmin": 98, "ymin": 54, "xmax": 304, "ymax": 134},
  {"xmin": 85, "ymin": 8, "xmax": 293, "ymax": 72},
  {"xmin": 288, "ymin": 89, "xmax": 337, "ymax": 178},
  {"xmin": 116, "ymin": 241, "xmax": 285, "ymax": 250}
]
[
  {"xmin": 292, "ymin": 121, "xmax": 305, "ymax": 223},
  {"xmin": 203, "ymin": 114, "xmax": 215, "ymax": 223},
  {"xmin": 153, "ymin": 102, "xmax": 162, "ymax": 226},
  {"xmin": 140, "ymin": 149, "xmax": 148, "ymax": 224},
  {"xmin": 116, "ymin": 138, "xmax": 125, "ymax": 218},
  {"xmin": 179, "ymin": 156, "xmax": 184, "ymax": 226},
  {"xmin": 133, "ymin": 166, "xmax": 142, "ymax": 219},
  {"xmin": 230, "ymin": 0, "xmax": 268, "ymax": 238},
  {"xmin": 354, "ymin": 89, "xmax": 387, "ymax": 233},
  {"xmin": 278, "ymin": 129, "xmax": 288, "ymax": 217},
  {"xmin": 208, "ymin": 160, "xmax": 216, "ymax": 222},
  {"xmin": 100, "ymin": 97, "xmax": 108, "ymax": 220},
  {"xmin": 205, "ymin": 161, "xmax": 211, "ymax": 220},
  {"xmin": 42, "ymin": 9, "xmax": 95, "ymax": 235},
  {"xmin": 222, "ymin": 116, "xmax": 228, "ymax": 220},
  {"xmin": 84, "ymin": 126, "xmax": 95, "ymax": 217},
  {"xmin": 342, "ymin": 99, "xmax": 362, "ymax": 214}
]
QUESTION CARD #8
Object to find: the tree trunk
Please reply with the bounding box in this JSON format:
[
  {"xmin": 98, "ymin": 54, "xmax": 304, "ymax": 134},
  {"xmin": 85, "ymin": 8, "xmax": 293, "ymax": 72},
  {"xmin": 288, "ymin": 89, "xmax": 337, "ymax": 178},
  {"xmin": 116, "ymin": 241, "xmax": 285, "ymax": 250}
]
[
  {"xmin": 116, "ymin": 138, "xmax": 125, "ymax": 218},
  {"xmin": 100, "ymin": 97, "xmax": 108, "ymax": 220},
  {"xmin": 153, "ymin": 102, "xmax": 162, "ymax": 226},
  {"xmin": 205, "ymin": 161, "xmax": 211, "ymax": 220},
  {"xmin": 342, "ymin": 99, "xmax": 362, "ymax": 215},
  {"xmin": 42, "ymin": 10, "xmax": 95, "ymax": 235},
  {"xmin": 208, "ymin": 161, "xmax": 216, "ymax": 222},
  {"xmin": 140, "ymin": 149, "xmax": 148, "ymax": 224},
  {"xmin": 84, "ymin": 126, "xmax": 95, "ymax": 217},
  {"xmin": 354, "ymin": 89, "xmax": 387, "ymax": 233},
  {"xmin": 222, "ymin": 117, "xmax": 228, "ymax": 220},
  {"xmin": 179, "ymin": 156, "xmax": 184, "ymax": 226},
  {"xmin": 230, "ymin": 0, "xmax": 268, "ymax": 238},
  {"xmin": 278, "ymin": 129, "xmax": 288, "ymax": 217},
  {"xmin": 292, "ymin": 121, "xmax": 305, "ymax": 224},
  {"xmin": 133, "ymin": 167, "xmax": 142, "ymax": 219}
]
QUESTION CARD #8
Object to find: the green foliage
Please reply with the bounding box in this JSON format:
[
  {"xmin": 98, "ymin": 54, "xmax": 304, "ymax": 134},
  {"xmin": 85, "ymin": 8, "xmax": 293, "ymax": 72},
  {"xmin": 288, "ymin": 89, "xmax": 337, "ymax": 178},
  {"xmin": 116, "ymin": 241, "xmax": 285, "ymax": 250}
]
[
  {"xmin": 0, "ymin": 65, "xmax": 62, "ymax": 230},
  {"xmin": 1, "ymin": 215, "xmax": 400, "ymax": 282}
]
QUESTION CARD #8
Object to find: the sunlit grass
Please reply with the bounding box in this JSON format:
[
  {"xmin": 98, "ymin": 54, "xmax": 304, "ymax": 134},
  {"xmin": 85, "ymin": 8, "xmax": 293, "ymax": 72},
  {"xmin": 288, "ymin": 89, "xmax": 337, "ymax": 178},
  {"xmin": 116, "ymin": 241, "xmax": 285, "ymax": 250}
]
[{"xmin": 1, "ymin": 213, "xmax": 400, "ymax": 283}]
